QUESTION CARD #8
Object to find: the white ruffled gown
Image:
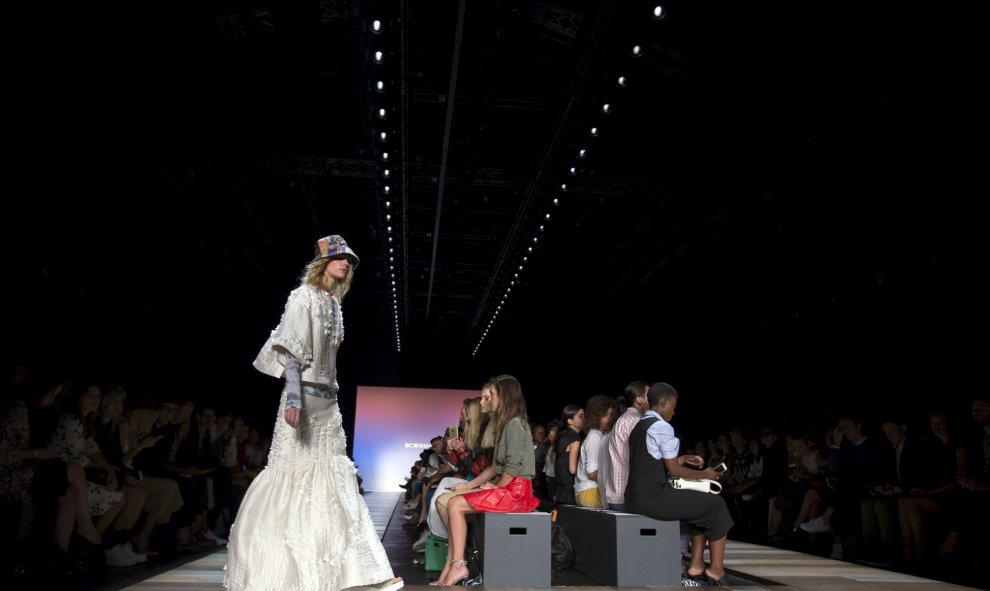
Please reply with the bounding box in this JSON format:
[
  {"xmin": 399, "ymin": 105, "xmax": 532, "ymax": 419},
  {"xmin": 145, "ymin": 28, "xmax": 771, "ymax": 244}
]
[{"xmin": 224, "ymin": 390, "xmax": 395, "ymax": 591}]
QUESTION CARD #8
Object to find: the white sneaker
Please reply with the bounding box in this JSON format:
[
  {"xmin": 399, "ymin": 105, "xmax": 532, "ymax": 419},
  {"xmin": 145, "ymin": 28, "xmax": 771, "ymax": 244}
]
[
  {"xmin": 799, "ymin": 517, "xmax": 830, "ymax": 533},
  {"xmin": 412, "ymin": 531, "xmax": 429, "ymax": 552},
  {"xmin": 829, "ymin": 543, "xmax": 844, "ymax": 559},
  {"xmin": 119, "ymin": 543, "xmax": 148, "ymax": 563},
  {"xmin": 105, "ymin": 544, "xmax": 140, "ymax": 567}
]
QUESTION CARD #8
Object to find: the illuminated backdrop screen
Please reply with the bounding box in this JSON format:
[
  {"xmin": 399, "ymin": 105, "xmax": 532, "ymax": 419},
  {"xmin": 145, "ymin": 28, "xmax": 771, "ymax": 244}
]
[{"xmin": 353, "ymin": 386, "xmax": 479, "ymax": 492}]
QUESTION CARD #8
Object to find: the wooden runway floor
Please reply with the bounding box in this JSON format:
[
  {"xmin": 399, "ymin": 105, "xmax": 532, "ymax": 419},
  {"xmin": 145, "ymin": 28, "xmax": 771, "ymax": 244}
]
[{"xmin": 113, "ymin": 492, "xmax": 980, "ymax": 591}]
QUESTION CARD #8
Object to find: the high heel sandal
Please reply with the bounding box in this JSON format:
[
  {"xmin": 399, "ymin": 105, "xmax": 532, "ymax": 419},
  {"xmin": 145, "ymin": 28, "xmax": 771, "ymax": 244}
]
[
  {"xmin": 429, "ymin": 560, "xmax": 451, "ymax": 586},
  {"xmin": 441, "ymin": 559, "xmax": 470, "ymax": 586}
]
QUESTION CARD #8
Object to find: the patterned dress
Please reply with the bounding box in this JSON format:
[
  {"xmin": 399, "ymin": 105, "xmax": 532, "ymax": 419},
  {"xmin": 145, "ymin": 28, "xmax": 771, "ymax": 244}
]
[{"xmin": 49, "ymin": 413, "xmax": 124, "ymax": 516}]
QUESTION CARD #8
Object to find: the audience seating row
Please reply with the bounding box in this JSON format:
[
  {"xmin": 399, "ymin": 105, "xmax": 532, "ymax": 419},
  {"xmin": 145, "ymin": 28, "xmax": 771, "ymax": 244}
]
[{"xmin": 465, "ymin": 506, "xmax": 680, "ymax": 587}]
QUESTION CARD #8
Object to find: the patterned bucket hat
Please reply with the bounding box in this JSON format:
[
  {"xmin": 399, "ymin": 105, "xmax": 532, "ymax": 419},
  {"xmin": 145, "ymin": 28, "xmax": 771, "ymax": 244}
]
[{"xmin": 314, "ymin": 235, "xmax": 360, "ymax": 268}]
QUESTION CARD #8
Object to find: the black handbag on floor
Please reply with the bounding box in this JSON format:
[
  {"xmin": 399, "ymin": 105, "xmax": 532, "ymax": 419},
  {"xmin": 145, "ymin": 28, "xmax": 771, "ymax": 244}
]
[{"xmin": 550, "ymin": 521, "xmax": 575, "ymax": 571}]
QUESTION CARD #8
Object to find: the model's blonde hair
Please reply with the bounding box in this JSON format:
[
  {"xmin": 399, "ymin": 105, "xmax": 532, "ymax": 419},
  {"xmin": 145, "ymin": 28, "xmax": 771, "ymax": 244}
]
[{"xmin": 301, "ymin": 257, "xmax": 354, "ymax": 299}]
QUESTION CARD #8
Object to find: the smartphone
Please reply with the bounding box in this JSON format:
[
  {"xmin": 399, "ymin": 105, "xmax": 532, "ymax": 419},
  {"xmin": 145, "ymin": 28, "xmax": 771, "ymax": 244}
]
[
  {"xmin": 445, "ymin": 424, "xmax": 459, "ymax": 440},
  {"xmin": 712, "ymin": 461, "xmax": 727, "ymax": 474}
]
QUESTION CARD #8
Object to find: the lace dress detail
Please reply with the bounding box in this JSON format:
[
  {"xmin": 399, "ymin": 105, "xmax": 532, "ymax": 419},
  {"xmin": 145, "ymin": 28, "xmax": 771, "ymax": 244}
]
[{"xmin": 224, "ymin": 391, "xmax": 394, "ymax": 591}]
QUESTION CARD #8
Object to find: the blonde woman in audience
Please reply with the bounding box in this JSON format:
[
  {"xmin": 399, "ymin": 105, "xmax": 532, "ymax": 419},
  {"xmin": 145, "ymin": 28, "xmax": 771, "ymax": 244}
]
[
  {"xmin": 94, "ymin": 385, "xmax": 183, "ymax": 556},
  {"xmin": 429, "ymin": 389, "xmax": 497, "ymax": 560},
  {"xmin": 767, "ymin": 433, "xmax": 822, "ymax": 540},
  {"xmin": 423, "ymin": 396, "xmax": 485, "ymax": 543}
]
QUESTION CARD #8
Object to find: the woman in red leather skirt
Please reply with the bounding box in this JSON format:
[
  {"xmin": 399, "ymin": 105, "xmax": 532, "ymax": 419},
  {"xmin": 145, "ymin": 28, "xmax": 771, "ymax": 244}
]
[{"xmin": 434, "ymin": 374, "xmax": 540, "ymax": 586}]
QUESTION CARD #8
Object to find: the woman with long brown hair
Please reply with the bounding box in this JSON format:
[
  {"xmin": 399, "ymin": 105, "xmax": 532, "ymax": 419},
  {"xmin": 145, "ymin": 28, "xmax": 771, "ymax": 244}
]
[{"xmin": 435, "ymin": 375, "xmax": 539, "ymax": 586}]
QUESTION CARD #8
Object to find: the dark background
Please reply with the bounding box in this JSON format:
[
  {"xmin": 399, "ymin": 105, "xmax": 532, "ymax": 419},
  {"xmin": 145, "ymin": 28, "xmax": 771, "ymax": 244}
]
[{"xmin": 4, "ymin": 0, "xmax": 986, "ymax": 441}]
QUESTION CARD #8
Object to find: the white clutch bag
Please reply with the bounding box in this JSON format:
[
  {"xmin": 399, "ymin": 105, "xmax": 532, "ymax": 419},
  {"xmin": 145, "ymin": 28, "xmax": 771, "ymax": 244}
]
[{"xmin": 668, "ymin": 478, "xmax": 722, "ymax": 494}]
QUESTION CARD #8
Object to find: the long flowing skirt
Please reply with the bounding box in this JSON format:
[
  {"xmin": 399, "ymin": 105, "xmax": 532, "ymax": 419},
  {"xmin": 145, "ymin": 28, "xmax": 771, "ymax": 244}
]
[{"xmin": 225, "ymin": 391, "xmax": 394, "ymax": 591}]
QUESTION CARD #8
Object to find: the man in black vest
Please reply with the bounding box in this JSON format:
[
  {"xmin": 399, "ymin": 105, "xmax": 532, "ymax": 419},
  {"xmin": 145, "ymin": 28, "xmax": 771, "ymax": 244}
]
[{"xmin": 626, "ymin": 382, "xmax": 733, "ymax": 585}]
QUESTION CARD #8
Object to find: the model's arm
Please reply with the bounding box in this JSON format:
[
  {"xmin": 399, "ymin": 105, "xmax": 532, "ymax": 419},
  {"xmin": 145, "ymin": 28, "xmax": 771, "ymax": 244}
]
[{"xmin": 283, "ymin": 353, "xmax": 303, "ymax": 427}]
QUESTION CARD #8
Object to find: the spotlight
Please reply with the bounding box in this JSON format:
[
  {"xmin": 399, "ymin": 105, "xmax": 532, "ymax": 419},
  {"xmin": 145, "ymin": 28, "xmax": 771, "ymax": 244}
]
[
  {"xmin": 568, "ymin": 167, "xmax": 577, "ymax": 175},
  {"xmin": 381, "ymin": 152, "xmax": 390, "ymax": 161},
  {"xmin": 383, "ymin": 169, "xmax": 391, "ymax": 177},
  {"xmin": 379, "ymin": 131, "xmax": 388, "ymax": 141},
  {"xmin": 371, "ymin": 20, "xmax": 382, "ymax": 33},
  {"xmin": 589, "ymin": 127, "xmax": 599, "ymax": 137},
  {"xmin": 601, "ymin": 103, "xmax": 611, "ymax": 114},
  {"xmin": 578, "ymin": 149, "xmax": 588, "ymax": 158},
  {"xmin": 373, "ymin": 50, "xmax": 384, "ymax": 63},
  {"xmin": 616, "ymin": 76, "xmax": 627, "ymax": 87},
  {"xmin": 377, "ymin": 108, "xmax": 387, "ymax": 119},
  {"xmin": 631, "ymin": 45, "xmax": 642, "ymax": 56},
  {"xmin": 375, "ymin": 80, "xmax": 385, "ymax": 92},
  {"xmin": 383, "ymin": 185, "xmax": 391, "ymax": 194},
  {"xmin": 652, "ymin": 6, "xmax": 666, "ymax": 19}
]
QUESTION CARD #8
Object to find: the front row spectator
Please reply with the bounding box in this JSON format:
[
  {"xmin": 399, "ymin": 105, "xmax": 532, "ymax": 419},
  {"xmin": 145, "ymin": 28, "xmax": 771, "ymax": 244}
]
[
  {"xmin": 434, "ymin": 375, "xmax": 539, "ymax": 586},
  {"xmin": 626, "ymin": 382, "xmax": 733, "ymax": 586},
  {"xmin": 1, "ymin": 376, "xmax": 104, "ymax": 578}
]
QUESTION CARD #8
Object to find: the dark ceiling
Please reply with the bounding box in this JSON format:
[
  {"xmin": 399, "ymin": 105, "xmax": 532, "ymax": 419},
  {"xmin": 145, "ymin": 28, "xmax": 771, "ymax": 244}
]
[{"xmin": 6, "ymin": 0, "xmax": 986, "ymax": 427}]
